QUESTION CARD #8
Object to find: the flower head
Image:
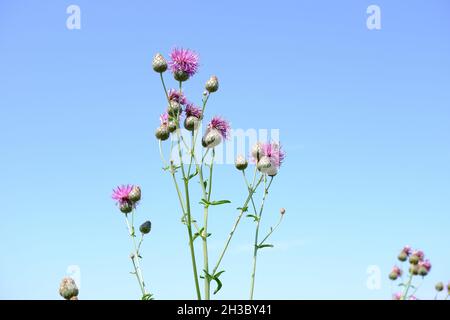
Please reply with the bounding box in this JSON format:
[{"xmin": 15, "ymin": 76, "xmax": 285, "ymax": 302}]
[
  {"xmin": 393, "ymin": 292, "xmax": 402, "ymax": 300},
  {"xmin": 261, "ymin": 142, "xmax": 285, "ymax": 168},
  {"xmin": 112, "ymin": 185, "xmax": 133, "ymax": 205},
  {"xmin": 152, "ymin": 53, "xmax": 168, "ymax": 73},
  {"xmin": 169, "ymin": 48, "xmax": 199, "ymax": 79},
  {"xmin": 185, "ymin": 103, "xmax": 203, "ymax": 119},
  {"xmin": 168, "ymin": 89, "xmax": 187, "ymax": 105},
  {"xmin": 59, "ymin": 277, "xmax": 79, "ymax": 300},
  {"xmin": 208, "ymin": 116, "xmax": 230, "ymax": 139},
  {"xmin": 160, "ymin": 112, "xmax": 169, "ymax": 126},
  {"xmin": 402, "ymin": 245, "xmax": 412, "ymax": 255}
]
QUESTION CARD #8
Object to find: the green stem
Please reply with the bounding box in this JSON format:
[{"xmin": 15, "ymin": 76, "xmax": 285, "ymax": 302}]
[
  {"xmin": 401, "ymin": 272, "xmax": 414, "ymax": 300},
  {"xmin": 212, "ymin": 175, "xmax": 264, "ymax": 275},
  {"xmin": 250, "ymin": 176, "xmax": 273, "ymax": 300},
  {"xmin": 125, "ymin": 213, "xmax": 147, "ymax": 296}
]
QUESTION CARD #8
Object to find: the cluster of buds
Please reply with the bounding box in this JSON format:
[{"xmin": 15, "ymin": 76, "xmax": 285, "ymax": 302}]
[
  {"xmin": 393, "ymin": 246, "xmax": 432, "ymax": 278},
  {"xmin": 59, "ymin": 277, "xmax": 79, "ymax": 300},
  {"xmin": 112, "ymin": 185, "xmax": 141, "ymax": 214}
]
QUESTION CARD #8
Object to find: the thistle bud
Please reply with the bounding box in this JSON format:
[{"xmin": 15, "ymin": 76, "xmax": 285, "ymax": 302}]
[
  {"xmin": 59, "ymin": 277, "xmax": 79, "ymax": 300},
  {"xmin": 266, "ymin": 165, "xmax": 278, "ymax": 176},
  {"xmin": 152, "ymin": 53, "xmax": 168, "ymax": 73},
  {"xmin": 128, "ymin": 186, "xmax": 141, "ymax": 203},
  {"xmin": 155, "ymin": 126, "xmax": 170, "ymax": 141},
  {"xmin": 202, "ymin": 129, "xmax": 222, "ymax": 148},
  {"xmin": 168, "ymin": 101, "xmax": 182, "ymax": 117},
  {"xmin": 409, "ymin": 254, "xmax": 420, "ymax": 265},
  {"xmin": 398, "ymin": 251, "xmax": 408, "ymax": 262},
  {"xmin": 389, "ymin": 272, "xmax": 398, "ymax": 281},
  {"xmin": 139, "ymin": 221, "xmax": 152, "ymax": 234},
  {"xmin": 168, "ymin": 121, "xmax": 177, "ymax": 133},
  {"xmin": 235, "ymin": 155, "xmax": 248, "ymax": 170},
  {"xmin": 174, "ymin": 70, "xmax": 189, "ymax": 82},
  {"xmin": 251, "ymin": 142, "xmax": 263, "ymax": 162},
  {"xmin": 435, "ymin": 282, "xmax": 444, "ymax": 292},
  {"xmin": 409, "ymin": 264, "xmax": 419, "ymax": 276},
  {"xmin": 184, "ymin": 116, "xmax": 200, "ymax": 131},
  {"xmin": 205, "ymin": 75, "xmax": 219, "ymax": 93},
  {"xmin": 119, "ymin": 200, "xmax": 133, "ymax": 214},
  {"xmin": 257, "ymin": 156, "xmax": 272, "ymax": 173},
  {"xmin": 280, "ymin": 208, "xmax": 286, "ymax": 215}
]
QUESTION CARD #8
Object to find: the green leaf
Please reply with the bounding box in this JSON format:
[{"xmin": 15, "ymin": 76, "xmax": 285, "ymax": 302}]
[
  {"xmin": 246, "ymin": 214, "xmax": 260, "ymax": 222},
  {"xmin": 213, "ymin": 270, "xmax": 225, "ymax": 295},
  {"xmin": 257, "ymin": 244, "xmax": 274, "ymax": 249},
  {"xmin": 193, "ymin": 228, "xmax": 204, "ymax": 242},
  {"xmin": 199, "ymin": 199, "xmax": 210, "ymax": 207},
  {"xmin": 237, "ymin": 206, "xmax": 248, "ymax": 212},
  {"xmin": 209, "ymin": 200, "xmax": 231, "ymax": 206},
  {"xmin": 188, "ymin": 169, "xmax": 198, "ymax": 180}
]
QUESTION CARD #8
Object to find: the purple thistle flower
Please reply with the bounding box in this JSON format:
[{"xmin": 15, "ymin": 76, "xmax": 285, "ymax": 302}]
[
  {"xmin": 168, "ymin": 89, "xmax": 188, "ymax": 105},
  {"xmin": 208, "ymin": 116, "xmax": 230, "ymax": 139},
  {"xmin": 169, "ymin": 48, "xmax": 199, "ymax": 77},
  {"xmin": 112, "ymin": 185, "xmax": 133, "ymax": 205},
  {"xmin": 160, "ymin": 112, "xmax": 169, "ymax": 126},
  {"xmin": 261, "ymin": 142, "xmax": 285, "ymax": 168},
  {"xmin": 419, "ymin": 259, "xmax": 432, "ymax": 272},
  {"xmin": 391, "ymin": 266, "xmax": 402, "ymax": 277},
  {"xmin": 185, "ymin": 103, "xmax": 203, "ymax": 119},
  {"xmin": 412, "ymin": 250, "xmax": 425, "ymax": 261},
  {"xmin": 402, "ymin": 245, "xmax": 412, "ymax": 256}
]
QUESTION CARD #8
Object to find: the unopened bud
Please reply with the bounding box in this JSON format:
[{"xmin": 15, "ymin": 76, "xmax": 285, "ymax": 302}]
[
  {"xmin": 59, "ymin": 277, "xmax": 79, "ymax": 300},
  {"xmin": 257, "ymin": 156, "xmax": 272, "ymax": 173},
  {"xmin": 280, "ymin": 208, "xmax": 286, "ymax": 215},
  {"xmin": 205, "ymin": 75, "xmax": 219, "ymax": 93},
  {"xmin": 398, "ymin": 251, "xmax": 408, "ymax": 262},
  {"xmin": 139, "ymin": 221, "xmax": 152, "ymax": 234},
  {"xmin": 251, "ymin": 143, "xmax": 263, "ymax": 162},
  {"xmin": 168, "ymin": 121, "xmax": 177, "ymax": 133},
  {"xmin": 129, "ymin": 186, "xmax": 141, "ymax": 202},
  {"xmin": 202, "ymin": 129, "xmax": 222, "ymax": 148},
  {"xmin": 120, "ymin": 200, "xmax": 133, "ymax": 214},
  {"xmin": 409, "ymin": 254, "xmax": 420, "ymax": 265},
  {"xmin": 155, "ymin": 126, "xmax": 170, "ymax": 141},
  {"xmin": 184, "ymin": 116, "xmax": 200, "ymax": 131},
  {"xmin": 435, "ymin": 282, "xmax": 444, "ymax": 292},
  {"xmin": 152, "ymin": 53, "xmax": 168, "ymax": 73},
  {"xmin": 235, "ymin": 155, "xmax": 248, "ymax": 170},
  {"xmin": 389, "ymin": 272, "xmax": 398, "ymax": 281},
  {"xmin": 167, "ymin": 101, "xmax": 182, "ymax": 117}
]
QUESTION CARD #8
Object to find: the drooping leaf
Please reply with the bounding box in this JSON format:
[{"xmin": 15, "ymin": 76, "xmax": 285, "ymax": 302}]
[
  {"xmin": 246, "ymin": 214, "xmax": 260, "ymax": 222},
  {"xmin": 209, "ymin": 200, "xmax": 231, "ymax": 206},
  {"xmin": 237, "ymin": 206, "xmax": 248, "ymax": 212},
  {"xmin": 257, "ymin": 244, "xmax": 274, "ymax": 249}
]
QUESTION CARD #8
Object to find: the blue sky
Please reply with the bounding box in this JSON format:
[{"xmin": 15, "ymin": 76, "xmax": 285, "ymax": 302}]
[{"xmin": 1, "ymin": 0, "xmax": 449, "ymax": 299}]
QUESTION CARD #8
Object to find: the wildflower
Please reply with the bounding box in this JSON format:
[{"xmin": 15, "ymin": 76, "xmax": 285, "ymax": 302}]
[
  {"xmin": 418, "ymin": 259, "xmax": 431, "ymax": 276},
  {"xmin": 256, "ymin": 142, "xmax": 285, "ymax": 175},
  {"xmin": 435, "ymin": 282, "xmax": 444, "ymax": 292},
  {"xmin": 202, "ymin": 116, "xmax": 230, "ymax": 148},
  {"xmin": 398, "ymin": 245, "xmax": 411, "ymax": 262},
  {"xmin": 389, "ymin": 265, "xmax": 402, "ymax": 280},
  {"xmin": 139, "ymin": 221, "xmax": 152, "ymax": 234},
  {"xmin": 112, "ymin": 185, "xmax": 133, "ymax": 205},
  {"xmin": 184, "ymin": 103, "xmax": 203, "ymax": 131},
  {"xmin": 409, "ymin": 250, "xmax": 424, "ymax": 265},
  {"xmin": 59, "ymin": 277, "xmax": 79, "ymax": 300},
  {"xmin": 169, "ymin": 48, "xmax": 199, "ymax": 81},
  {"xmin": 168, "ymin": 89, "xmax": 188, "ymax": 105},
  {"xmin": 235, "ymin": 155, "xmax": 248, "ymax": 171},
  {"xmin": 152, "ymin": 53, "xmax": 168, "ymax": 73},
  {"xmin": 205, "ymin": 75, "xmax": 219, "ymax": 93}
]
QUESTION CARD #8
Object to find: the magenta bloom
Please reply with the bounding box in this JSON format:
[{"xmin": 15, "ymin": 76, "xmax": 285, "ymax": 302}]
[
  {"xmin": 112, "ymin": 185, "xmax": 133, "ymax": 205},
  {"xmin": 419, "ymin": 259, "xmax": 432, "ymax": 272},
  {"xmin": 169, "ymin": 48, "xmax": 199, "ymax": 77},
  {"xmin": 185, "ymin": 103, "xmax": 203, "ymax": 119},
  {"xmin": 208, "ymin": 116, "xmax": 230, "ymax": 139},
  {"xmin": 160, "ymin": 112, "xmax": 169, "ymax": 125},
  {"xmin": 261, "ymin": 142, "xmax": 285, "ymax": 168},
  {"xmin": 168, "ymin": 89, "xmax": 188, "ymax": 105},
  {"xmin": 412, "ymin": 250, "xmax": 425, "ymax": 261},
  {"xmin": 402, "ymin": 245, "xmax": 412, "ymax": 255},
  {"xmin": 391, "ymin": 266, "xmax": 402, "ymax": 277}
]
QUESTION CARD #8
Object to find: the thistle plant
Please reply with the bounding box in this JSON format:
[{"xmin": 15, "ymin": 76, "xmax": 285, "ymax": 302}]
[
  {"xmin": 111, "ymin": 184, "xmax": 153, "ymax": 300},
  {"xmin": 388, "ymin": 245, "xmax": 449, "ymax": 300},
  {"xmin": 152, "ymin": 48, "xmax": 286, "ymax": 300}
]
